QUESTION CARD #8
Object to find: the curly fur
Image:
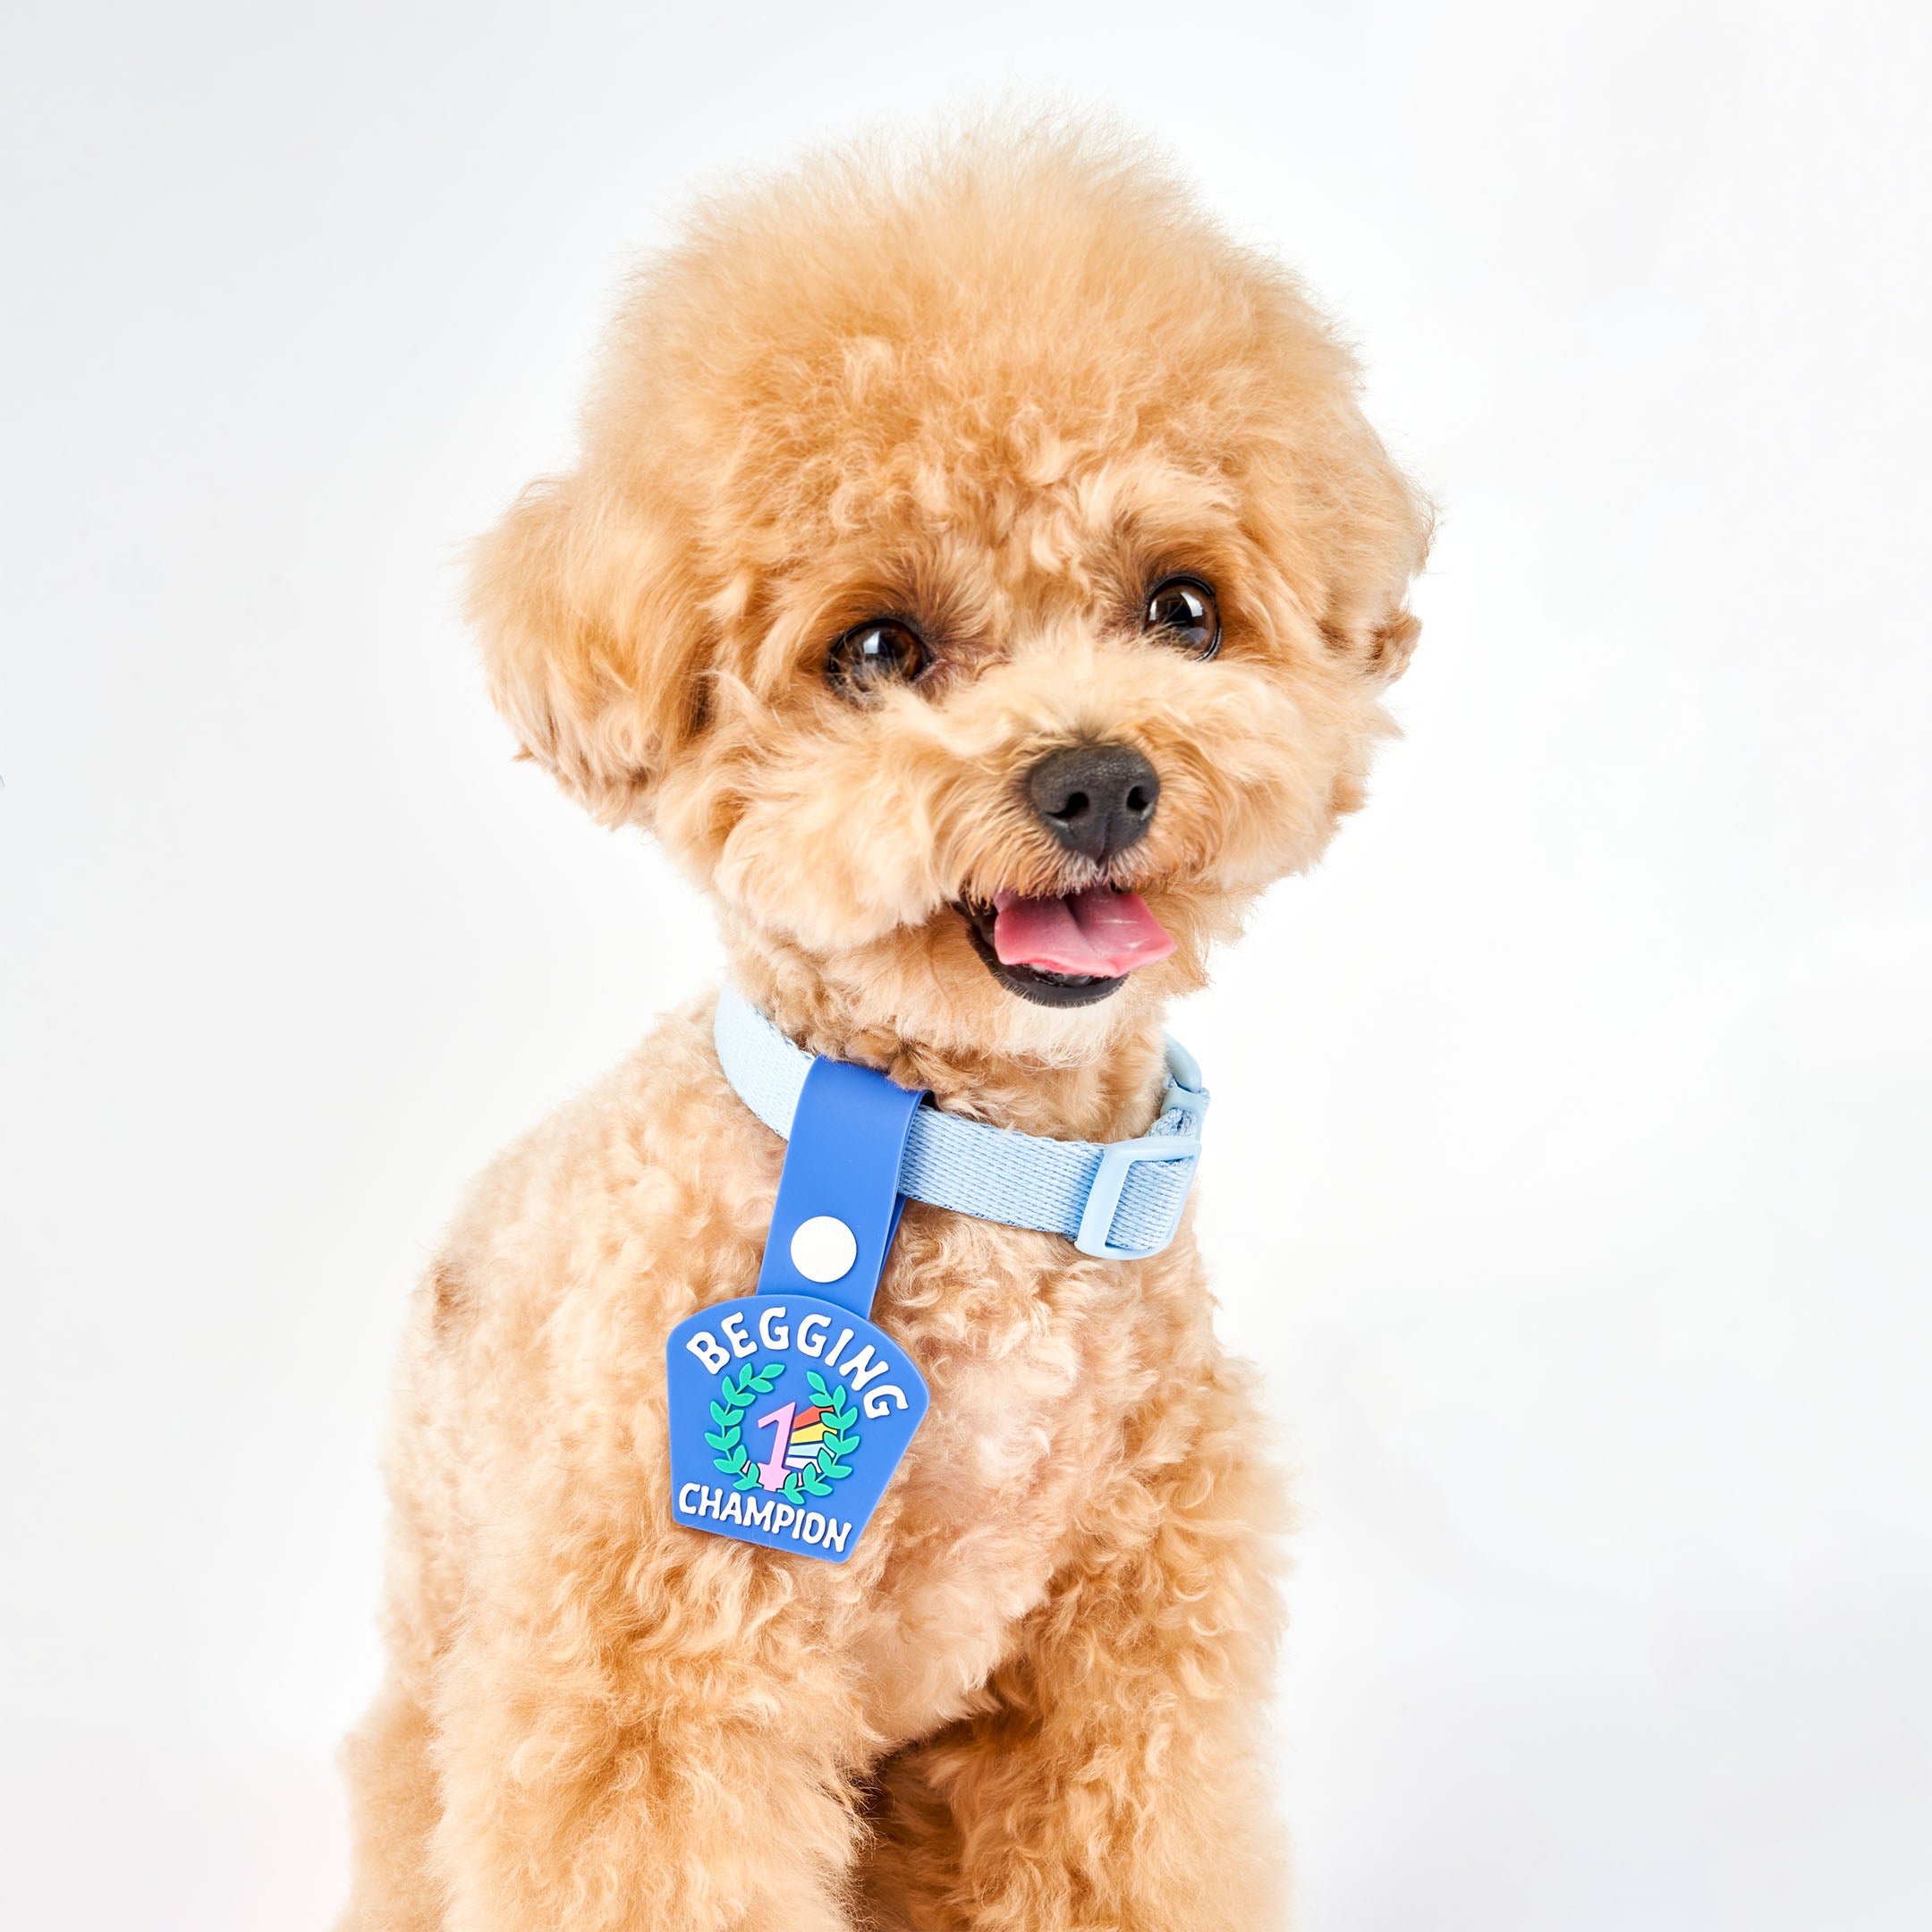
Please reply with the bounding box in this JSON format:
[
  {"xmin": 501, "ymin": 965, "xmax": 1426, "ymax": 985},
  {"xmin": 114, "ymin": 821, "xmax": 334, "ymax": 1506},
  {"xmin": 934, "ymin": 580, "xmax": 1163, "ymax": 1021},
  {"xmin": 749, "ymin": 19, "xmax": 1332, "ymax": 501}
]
[{"xmin": 339, "ymin": 118, "xmax": 1428, "ymax": 1932}]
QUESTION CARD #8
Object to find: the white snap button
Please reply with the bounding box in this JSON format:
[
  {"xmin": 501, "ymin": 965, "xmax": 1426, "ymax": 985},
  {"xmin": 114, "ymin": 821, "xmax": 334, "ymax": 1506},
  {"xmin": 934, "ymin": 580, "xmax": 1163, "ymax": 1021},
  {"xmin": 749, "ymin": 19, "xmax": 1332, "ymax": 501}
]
[{"xmin": 790, "ymin": 1215, "xmax": 857, "ymax": 1284}]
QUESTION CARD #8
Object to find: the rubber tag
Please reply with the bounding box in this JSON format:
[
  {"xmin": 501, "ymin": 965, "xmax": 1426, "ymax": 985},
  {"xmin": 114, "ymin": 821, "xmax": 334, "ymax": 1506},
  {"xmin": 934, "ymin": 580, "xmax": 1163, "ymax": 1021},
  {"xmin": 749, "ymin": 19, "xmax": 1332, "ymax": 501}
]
[
  {"xmin": 665, "ymin": 1293, "xmax": 928, "ymax": 1560},
  {"xmin": 665, "ymin": 1054, "xmax": 930, "ymax": 1563}
]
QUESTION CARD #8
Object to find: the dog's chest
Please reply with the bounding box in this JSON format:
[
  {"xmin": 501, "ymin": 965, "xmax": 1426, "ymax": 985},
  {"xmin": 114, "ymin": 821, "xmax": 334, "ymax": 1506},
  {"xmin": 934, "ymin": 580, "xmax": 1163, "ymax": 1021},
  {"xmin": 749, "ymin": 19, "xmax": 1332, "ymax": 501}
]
[
  {"xmin": 842, "ymin": 1229, "xmax": 1148, "ymax": 1742},
  {"xmin": 886, "ymin": 1223, "xmax": 1131, "ymax": 1514}
]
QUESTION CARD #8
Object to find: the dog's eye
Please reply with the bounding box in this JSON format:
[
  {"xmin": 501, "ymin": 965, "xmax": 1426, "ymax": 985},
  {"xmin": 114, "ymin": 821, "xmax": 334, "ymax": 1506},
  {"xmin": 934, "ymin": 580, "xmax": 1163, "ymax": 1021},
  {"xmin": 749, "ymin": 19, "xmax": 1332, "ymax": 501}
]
[
  {"xmin": 1143, "ymin": 576, "xmax": 1221, "ymax": 659},
  {"xmin": 827, "ymin": 619, "xmax": 930, "ymax": 694}
]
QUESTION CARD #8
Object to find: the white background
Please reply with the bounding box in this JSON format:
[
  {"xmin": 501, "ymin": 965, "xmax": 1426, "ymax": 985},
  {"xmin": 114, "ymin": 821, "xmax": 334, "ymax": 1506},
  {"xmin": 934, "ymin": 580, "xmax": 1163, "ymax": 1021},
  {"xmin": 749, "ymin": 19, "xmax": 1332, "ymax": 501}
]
[{"xmin": 4, "ymin": 3, "xmax": 1928, "ymax": 1927}]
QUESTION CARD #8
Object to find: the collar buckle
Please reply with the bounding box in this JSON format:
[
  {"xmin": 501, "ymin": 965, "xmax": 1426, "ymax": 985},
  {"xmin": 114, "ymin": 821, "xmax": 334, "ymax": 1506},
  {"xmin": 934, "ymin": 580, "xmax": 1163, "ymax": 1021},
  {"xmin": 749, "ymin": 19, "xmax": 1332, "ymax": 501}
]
[
  {"xmin": 1073, "ymin": 1126, "xmax": 1204, "ymax": 1262},
  {"xmin": 1074, "ymin": 1039, "xmax": 1209, "ymax": 1260}
]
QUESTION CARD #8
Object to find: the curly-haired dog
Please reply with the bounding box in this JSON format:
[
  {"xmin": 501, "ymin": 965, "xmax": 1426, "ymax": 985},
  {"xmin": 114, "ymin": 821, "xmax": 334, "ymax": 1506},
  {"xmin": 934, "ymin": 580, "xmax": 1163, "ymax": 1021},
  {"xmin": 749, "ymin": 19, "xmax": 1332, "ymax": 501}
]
[{"xmin": 339, "ymin": 123, "xmax": 1428, "ymax": 1932}]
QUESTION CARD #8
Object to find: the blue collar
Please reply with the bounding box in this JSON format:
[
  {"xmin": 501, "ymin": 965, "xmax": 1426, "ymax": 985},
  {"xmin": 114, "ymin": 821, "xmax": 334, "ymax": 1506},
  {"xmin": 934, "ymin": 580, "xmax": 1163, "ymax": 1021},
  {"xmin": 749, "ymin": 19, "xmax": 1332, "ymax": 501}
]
[{"xmin": 713, "ymin": 988, "xmax": 1208, "ymax": 1261}]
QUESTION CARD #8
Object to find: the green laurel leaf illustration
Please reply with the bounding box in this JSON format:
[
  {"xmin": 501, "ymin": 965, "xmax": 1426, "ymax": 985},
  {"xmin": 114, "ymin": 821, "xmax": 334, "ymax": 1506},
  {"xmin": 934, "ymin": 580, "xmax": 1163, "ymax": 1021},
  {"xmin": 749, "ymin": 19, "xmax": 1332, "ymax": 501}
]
[
  {"xmin": 755, "ymin": 1364, "xmax": 782, "ymax": 1391},
  {"xmin": 734, "ymin": 1470, "xmax": 758, "ymax": 1490},
  {"xmin": 804, "ymin": 1471, "xmax": 831, "ymax": 1496},
  {"xmin": 808, "ymin": 1371, "xmax": 831, "ymax": 1403},
  {"xmin": 820, "ymin": 1459, "xmax": 851, "ymax": 1479},
  {"xmin": 704, "ymin": 1430, "xmax": 730, "ymax": 1451},
  {"xmin": 709, "ymin": 1401, "xmax": 731, "ymax": 1426}
]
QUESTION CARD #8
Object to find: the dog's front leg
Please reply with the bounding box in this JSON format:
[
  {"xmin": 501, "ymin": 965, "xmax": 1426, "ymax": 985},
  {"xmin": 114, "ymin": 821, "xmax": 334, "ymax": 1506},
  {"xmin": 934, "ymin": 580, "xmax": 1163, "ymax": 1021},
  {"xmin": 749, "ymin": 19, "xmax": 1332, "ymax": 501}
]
[
  {"xmin": 867, "ymin": 1365, "xmax": 1289, "ymax": 1932},
  {"xmin": 428, "ymin": 1599, "xmax": 867, "ymax": 1932}
]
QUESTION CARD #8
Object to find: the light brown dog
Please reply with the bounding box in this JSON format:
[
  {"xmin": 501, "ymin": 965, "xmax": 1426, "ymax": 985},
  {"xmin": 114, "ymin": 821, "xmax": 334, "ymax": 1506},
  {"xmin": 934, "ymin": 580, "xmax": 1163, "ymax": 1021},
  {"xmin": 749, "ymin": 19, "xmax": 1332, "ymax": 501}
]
[{"xmin": 339, "ymin": 122, "xmax": 1428, "ymax": 1932}]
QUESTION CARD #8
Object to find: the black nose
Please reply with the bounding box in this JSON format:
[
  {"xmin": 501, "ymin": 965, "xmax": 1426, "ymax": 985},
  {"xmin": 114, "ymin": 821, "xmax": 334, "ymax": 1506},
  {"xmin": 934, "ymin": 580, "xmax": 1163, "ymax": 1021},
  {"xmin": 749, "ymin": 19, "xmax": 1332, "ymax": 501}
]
[{"xmin": 1025, "ymin": 742, "xmax": 1160, "ymax": 863}]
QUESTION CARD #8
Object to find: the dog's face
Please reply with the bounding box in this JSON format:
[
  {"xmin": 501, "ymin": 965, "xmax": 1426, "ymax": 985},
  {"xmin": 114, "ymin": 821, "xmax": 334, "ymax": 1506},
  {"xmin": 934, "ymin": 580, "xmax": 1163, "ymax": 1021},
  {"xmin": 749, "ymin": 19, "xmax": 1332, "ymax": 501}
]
[{"xmin": 470, "ymin": 132, "xmax": 1429, "ymax": 1058}]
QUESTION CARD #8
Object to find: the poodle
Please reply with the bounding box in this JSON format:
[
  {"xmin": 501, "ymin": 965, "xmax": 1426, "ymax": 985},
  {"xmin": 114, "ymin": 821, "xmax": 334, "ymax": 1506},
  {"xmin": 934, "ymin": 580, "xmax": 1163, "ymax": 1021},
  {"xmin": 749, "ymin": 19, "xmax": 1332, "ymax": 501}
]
[{"xmin": 338, "ymin": 121, "xmax": 1429, "ymax": 1932}]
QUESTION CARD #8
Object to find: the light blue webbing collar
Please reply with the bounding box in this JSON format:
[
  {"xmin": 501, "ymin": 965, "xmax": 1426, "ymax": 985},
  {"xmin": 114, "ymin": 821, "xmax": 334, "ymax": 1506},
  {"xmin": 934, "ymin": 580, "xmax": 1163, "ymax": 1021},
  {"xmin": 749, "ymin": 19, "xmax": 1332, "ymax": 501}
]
[{"xmin": 713, "ymin": 987, "xmax": 1208, "ymax": 1261}]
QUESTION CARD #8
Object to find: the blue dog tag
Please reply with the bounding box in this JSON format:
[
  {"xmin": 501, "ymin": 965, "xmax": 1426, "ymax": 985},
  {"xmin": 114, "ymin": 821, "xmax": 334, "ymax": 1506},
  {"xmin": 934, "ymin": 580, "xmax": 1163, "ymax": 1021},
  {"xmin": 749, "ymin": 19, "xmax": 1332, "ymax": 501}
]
[
  {"xmin": 665, "ymin": 1292, "xmax": 928, "ymax": 1560},
  {"xmin": 665, "ymin": 1055, "xmax": 930, "ymax": 1562}
]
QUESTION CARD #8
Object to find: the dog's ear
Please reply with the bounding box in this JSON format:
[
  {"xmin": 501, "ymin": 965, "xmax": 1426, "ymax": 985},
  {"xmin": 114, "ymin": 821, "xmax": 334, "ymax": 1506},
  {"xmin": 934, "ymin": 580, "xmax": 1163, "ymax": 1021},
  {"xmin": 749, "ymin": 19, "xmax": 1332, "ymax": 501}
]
[
  {"xmin": 465, "ymin": 474, "xmax": 708, "ymax": 825},
  {"xmin": 1331, "ymin": 448, "xmax": 1433, "ymax": 686},
  {"xmin": 1247, "ymin": 396, "xmax": 1433, "ymax": 688},
  {"xmin": 1322, "ymin": 604, "xmax": 1423, "ymax": 683}
]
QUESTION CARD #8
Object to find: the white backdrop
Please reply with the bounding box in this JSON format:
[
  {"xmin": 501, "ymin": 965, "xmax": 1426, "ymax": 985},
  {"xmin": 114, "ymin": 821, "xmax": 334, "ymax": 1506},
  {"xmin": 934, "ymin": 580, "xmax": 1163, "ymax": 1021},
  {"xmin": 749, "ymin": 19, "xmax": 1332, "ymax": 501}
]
[{"xmin": 4, "ymin": 4, "xmax": 1928, "ymax": 1927}]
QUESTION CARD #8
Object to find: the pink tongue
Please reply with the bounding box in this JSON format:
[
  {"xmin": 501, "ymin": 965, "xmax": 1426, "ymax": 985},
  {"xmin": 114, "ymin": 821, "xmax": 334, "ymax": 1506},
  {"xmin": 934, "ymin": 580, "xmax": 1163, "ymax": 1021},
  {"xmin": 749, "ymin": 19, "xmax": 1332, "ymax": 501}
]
[{"xmin": 991, "ymin": 887, "xmax": 1176, "ymax": 977}]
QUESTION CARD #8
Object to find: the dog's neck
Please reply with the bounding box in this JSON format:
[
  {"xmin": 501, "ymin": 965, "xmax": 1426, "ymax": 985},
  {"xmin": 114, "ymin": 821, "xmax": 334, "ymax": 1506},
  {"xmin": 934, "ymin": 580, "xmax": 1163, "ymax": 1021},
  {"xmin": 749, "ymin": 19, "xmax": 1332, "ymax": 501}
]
[{"xmin": 724, "ymin": 947, "xmax": 1173, "ymax": 1145}]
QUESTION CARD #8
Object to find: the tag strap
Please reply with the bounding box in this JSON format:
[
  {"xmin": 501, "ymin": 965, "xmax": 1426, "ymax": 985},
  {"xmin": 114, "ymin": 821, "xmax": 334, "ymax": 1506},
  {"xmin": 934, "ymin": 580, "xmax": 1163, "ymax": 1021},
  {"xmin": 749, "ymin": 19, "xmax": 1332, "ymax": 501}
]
[{"xmin": 753, "ymin": 1056, "xmax": 928, "ymax": 1318}]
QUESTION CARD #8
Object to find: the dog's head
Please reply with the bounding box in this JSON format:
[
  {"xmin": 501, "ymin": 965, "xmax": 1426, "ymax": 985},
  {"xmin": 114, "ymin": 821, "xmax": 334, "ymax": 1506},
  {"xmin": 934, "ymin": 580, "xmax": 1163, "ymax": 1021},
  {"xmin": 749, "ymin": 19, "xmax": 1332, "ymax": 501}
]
[{"xmin": 469, "ymin": 127, "xmax": 1429, "ymax": 1059}]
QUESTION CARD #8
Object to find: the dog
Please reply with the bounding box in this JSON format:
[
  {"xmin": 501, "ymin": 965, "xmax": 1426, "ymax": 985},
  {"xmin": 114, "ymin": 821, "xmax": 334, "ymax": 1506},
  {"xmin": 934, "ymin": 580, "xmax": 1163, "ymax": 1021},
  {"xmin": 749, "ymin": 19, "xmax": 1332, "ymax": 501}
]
[{"xmin": 338, "ymin": 121, "xmax": 1428, "ymax": 1932}]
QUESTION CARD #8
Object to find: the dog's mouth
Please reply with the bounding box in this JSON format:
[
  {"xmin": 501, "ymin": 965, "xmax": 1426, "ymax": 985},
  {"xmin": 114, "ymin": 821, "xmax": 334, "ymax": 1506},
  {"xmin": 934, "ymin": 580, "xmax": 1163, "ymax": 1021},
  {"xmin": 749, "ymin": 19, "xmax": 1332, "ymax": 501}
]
[{"xmin": 959, "ymin": 886, "xmax": 1177, "ymax": 1008}]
